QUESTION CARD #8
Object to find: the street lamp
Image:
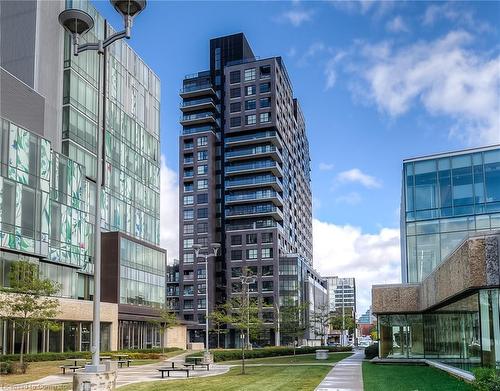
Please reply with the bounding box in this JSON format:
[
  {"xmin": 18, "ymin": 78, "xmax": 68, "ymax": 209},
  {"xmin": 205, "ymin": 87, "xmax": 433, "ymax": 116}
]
[
  {"xmin": 240, "ymin": 274, "xmax": 256, "ymax": 349},
  {"xmin": 192, "ymin": 243, "xmax": 220, "ymax": 359},
  {"xmin": 58, "ymin": 0, "xmax": 147, "ymax": 372}
]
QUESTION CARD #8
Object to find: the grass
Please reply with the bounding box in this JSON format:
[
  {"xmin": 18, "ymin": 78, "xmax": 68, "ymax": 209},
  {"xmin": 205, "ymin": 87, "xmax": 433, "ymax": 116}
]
[
  {"xmin": 0, "ymin": 357, "xmax": 172, "ymax": 385},
  {"xmin": 119, "ymin": 365, "xmax": 333, "ymax": 391},
  {"xmin": 222, "ymin": 352, "xmax": 352, "ymax": 365},
  {"xmin": 362, "ymin": 362, "xmax": 474, "ymax": 391}
]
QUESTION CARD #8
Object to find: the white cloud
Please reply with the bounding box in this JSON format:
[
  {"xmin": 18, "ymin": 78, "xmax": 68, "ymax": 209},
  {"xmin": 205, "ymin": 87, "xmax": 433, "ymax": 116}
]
[
  {"xmin": 319, "ymin": 162, "xmax": 335, "ymax": 171},
  {"xmin": 278, "ymin": 9, "xmax": 314, "ymax": 27},
  {"xmin": 336, "ymin": 168, "xmax": 382, "ymax": 189},
  {"xmin": 324, "ymin": 51, "xmax": 346, "ymax": 90},
  {"xmin": 355, "ymin": 30, "xmax": 500, "ymax": 145},
  {"xmin": 335, "ymin": 192, "xmax": 362, "ymax": 205},
  {"xmin": 159, "ymin": 156, "xmax": 179, "ymax": 263},
  {"xmin": 386, "ymin": 16, "xmax": 409, "ymax": 33},
  {"xmin": 422, "ymin": 3, "xmax": 493, "ymax": 33},
  {"xmin": 331, "ymin": 0, "xmax": 395, "ymax": 18},
  {"xmin": 313, "ymin": 219, "xmax": 401, "ymax": 315}
]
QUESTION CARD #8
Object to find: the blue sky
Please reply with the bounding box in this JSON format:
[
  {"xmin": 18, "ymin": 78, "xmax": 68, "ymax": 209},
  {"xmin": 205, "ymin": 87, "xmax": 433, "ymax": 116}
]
[{"xmin": 94, "ymin": 0, "xmax": 500, "ymax": 313}]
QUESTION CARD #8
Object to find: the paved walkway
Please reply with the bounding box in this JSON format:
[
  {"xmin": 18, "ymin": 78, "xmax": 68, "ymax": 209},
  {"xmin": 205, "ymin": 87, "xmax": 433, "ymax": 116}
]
[
  {"xmin": 315, "ymin": 349, "xmax": 364, "ymax": 391},
  {"xmin": 5, "ymin": 351, "xmax": 230, "ymax": 390}
]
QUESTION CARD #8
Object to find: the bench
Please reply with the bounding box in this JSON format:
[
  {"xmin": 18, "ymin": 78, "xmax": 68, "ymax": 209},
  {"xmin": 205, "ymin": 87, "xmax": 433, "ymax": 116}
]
[
  {"xmin": 60, "ymin": 365, "xmax": 82, "ymax": 374},
  {"xmin": 117, "ymin": 360, "xmax": 133, "ymax": 368},
  {"xmin": 182, "ymin": 363, "xmax": 195, "ymax": 370},
  {"xmin": 196, "ymin": 363, "xmax": 210, "ymax": 371},
  {"xmin": 158, "ymin": 367, "xmax": 190, "ymax": 378}
]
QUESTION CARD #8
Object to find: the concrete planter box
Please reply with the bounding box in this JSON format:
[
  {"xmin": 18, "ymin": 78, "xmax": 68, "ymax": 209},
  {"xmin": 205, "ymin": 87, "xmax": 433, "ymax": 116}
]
[{"xmin": 316, "ymin": 350, "xmax": 329, "ymax": 360}]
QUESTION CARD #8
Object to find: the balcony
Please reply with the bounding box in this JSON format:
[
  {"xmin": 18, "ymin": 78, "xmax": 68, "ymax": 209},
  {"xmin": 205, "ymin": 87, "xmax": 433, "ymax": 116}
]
[
  {"xmin": 226, "ymin": 204, "xmax": 283, "ymax": 221},
  {"xmin": 180, "ymin": 112, "xmax": 217, "ymax": 126},
  {"xmin": 180, "ymin": 83, "xmax": 216, "ymax": 98},
  {"xmin": 225, "ymin": 160, "xmax": 282, "ymax": 177},
  {"xmin": 225, "ymin": 145, "xmax": 283, "ymax": 163},
  {"xmin": 225, "ymin": 190, "xmax": 283, "ymax": 207},
  {"xmin": 225, "ymin": 175, "xmax": 283, "ymax": 191},
  {"xmin": 182, "ymin": 125, "xmax": 216, "ymax": 136},
  {"xmin": 225, "ymin": 130, "xmax": 282, "ymax": 148},
  {"xmin": 180, "ymin": 97, "xmax": 216, "ymax": 113},
  {"xmin": 226, "ymin": 218, "xmax": 282, "ymax": 232}
]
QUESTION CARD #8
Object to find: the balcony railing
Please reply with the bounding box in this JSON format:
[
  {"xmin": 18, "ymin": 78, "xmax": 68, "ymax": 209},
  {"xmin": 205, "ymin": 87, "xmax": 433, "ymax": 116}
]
[
  {"xmin": 182, "ymin": 125, "xmax": 216, "ymax": 136},
  {"xmin": 180, "ymin": 97, "xmax": 216, "ymax": 112},
  {"xmin": 226, "ymin": 145, "xmax": 279, "ymax": 159},
  {"xmin": 225, "ymin": 175, "xmax": 283, "ymax": 190},
  {"xmin": 225, "ymin": 130, "xmax": 280, "ymax": 144},
  {"xmin": 225, "ymin": 190, "xmax": 283, "ymax": 205},
  {"xmin": 226, "ymin": 160, "xmax": 281, "ymax": 173},
  {"xmin": 226, "ymin": 218, "xmax": 281, "ymax": 231}
]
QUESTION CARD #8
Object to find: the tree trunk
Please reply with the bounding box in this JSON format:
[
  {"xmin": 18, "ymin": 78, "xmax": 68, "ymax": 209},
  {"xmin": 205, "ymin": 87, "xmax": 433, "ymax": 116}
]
[
  {"xmin": 162, "ymin": 328, "xmax": 166, "ymax": 355},
  {"xmin": 241, "ymin": 332, "xmax": 245, "ymax": 374},
  {"xmin": 217, "ymin": 329, "xmax": 220, "ymax": 349},
  {"xmin": 293, "ymin": 338, "xmax": 296, "ymax": 356},
  {"xmin": 20, "ymin": 330, "xmax": 26, "ymax": 373}
]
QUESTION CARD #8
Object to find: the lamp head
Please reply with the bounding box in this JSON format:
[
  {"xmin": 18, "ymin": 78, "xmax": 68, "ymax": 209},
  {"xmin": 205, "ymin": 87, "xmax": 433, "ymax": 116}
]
[
  {"xmin": 192, "ymin": 244, "xmax": 202, "ymax": 258},
  {"xmin": 58, "ymin": 9, "xmax": 94, "ymax": 36},
  {"xmin": 110, "ymin": 0, "xmax": 147, "ymax": 17},
  {"xmin": 211, "ymin": 243, "xmax": 221, "ymax": 256}
]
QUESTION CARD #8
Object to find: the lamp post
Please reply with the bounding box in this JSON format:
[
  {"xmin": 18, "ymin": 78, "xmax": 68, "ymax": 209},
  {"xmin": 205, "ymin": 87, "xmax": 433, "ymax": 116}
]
[
  {"xmin": 240, "ymin": 274, "xmax": 256, "ymax": 349},
  {"xmin": 58, "ymin": 0, "xmax": 146, "ymax": 372},
  {"xmin": 192, "ymin": 243, "xmax": 220, "ymax": 359}
]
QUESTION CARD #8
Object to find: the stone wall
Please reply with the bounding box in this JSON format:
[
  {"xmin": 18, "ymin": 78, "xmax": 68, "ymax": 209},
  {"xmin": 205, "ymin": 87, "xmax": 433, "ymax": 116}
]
[{"xmin": 165, "ymin": 324, "xmax": 187, "ymax": 349}]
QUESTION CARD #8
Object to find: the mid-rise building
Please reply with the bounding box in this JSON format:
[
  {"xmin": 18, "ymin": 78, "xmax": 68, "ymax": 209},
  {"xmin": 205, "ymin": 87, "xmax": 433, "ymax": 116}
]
[
  {"xmin": 178, "ymin": 33, "xmax": 318, "ymax": 347},
  {"xmin": 401, "ymin": 145, "xmax": 500, "ymax": 283},
  {"xmin": 325, "ymin": 276, "xmax": 356, "ymax": 315},
  {"xmin": 0, "ymin": 0, "xmax": 179, "ymax": 355}
]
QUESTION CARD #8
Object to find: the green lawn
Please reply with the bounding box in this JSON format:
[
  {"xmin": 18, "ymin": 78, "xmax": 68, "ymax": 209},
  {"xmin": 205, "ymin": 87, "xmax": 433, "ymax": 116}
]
[
  {"xmin": 222, "ymin": 352, "xmax": 352, "ymax": 365},
  {"xmin": 362, "ymin": 362, "xmax": 474, "ymax": 391},
  {"xmin": 120, "ymin": 365, "xmax": 332, "ymax": 391}
]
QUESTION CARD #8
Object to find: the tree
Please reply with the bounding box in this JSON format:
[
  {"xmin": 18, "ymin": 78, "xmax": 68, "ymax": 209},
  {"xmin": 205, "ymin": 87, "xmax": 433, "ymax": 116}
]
[
  {"xmin": 330, "ymin": 314, "xmax": 356, "ymax": 335},
  {"xmin": 311, "ymin": 304, "xmax": 330, "ymax": 346},
  {"xmin": 208, "ymin": 306, "xmax": 229, "ymax": 349},
  {"xmin": 0, "ymin": 260, "xmax": 60, "ymax": 373},
  {"xmin": 149, "ymin": 308, "xmax": 180, "ymax": 354},
  {"xmin": 279, "ymin": 300, "xmax": 308, "ymax": 355},
  {"xmin": 370, "ymin": 325, "xmax": 378, "ymax": 341},
  {"xmin": 223, "ymin": 284, "xmax": 262, "ymax": 374}
]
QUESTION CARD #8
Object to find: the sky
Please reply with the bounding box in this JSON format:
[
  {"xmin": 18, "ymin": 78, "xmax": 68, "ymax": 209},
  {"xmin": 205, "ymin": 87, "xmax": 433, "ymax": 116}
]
[{"xmin": 94, "ymin": 0, "xmax": 500, "ymax": 315}]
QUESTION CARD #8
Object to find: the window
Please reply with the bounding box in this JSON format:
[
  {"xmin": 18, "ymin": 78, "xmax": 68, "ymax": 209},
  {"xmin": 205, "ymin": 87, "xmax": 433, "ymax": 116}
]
[
  {"xmin": 197, "ymin": 193, "xmax": 208, "ymax": 204},
  {"xmin": 244, "ymin": 68, "xmax": 256, "ymax": 81},
  {"xmin": 197, "ymin": 179, "xmax": 208, "ymax": 190},
  {"xmin": 245, "ymin": 85, "xmax": 256, "ymax": 96},
  {"xmin": 183, "ymin": 209, "xmax": 194, "ymax": 220},
  {"xmin": 245, "ymin": 100, "xmax": 256, "ymax": 110},
  {"xmin": 197, "ymin": 268, "xmax": 206, "ymax": 279},
  {"xmin": 230, "ymin": 87, "xmax": 241, "ymax": 98},
  {"xmin": 246, "ymin": 233, "xmax": 258, "ymax": 244},
  {"xmin": 262, "ymin": 248, "xmax": 273, "ymax": 258},
  {"xmin": 197, "ymin": 237, "xmax": 208, "ymax": 246},
  {"xmin": 262, "ymin": 281, "xmax": 273, "ymax": 292},
  {"xmin": 231, "ymin": 267, "xmax": 242, "ymax": 278},
  {"xmin": 184, "ymin": 182, "xmax": 193, "ymax": 192},
  {"xmin": 260, "ymin": 65, "xmax": 271, "ymax": 78},
  {"xmin": 231, "ymin": 235, "xmax": 242, "ymax": 245},
  {"xmin": 197, "ymin": 208, "xmax": 208, "ymax": 219},
  {"xmin": 197, "ymin": 136, "xmax": 208, "ymax": 147},
  {"xmin": 183, "ymin": 224, "xmax": 194, "ymax": 234},
  {"xmin": 246, "ymin": 249, "xmax": 258, "ymax": 260},
  {"xmin": 263, "ymin": 296, "xmax": 274, "ymax": 305},
  {"xmin": 230, "ymin": 71, "xmax": 241, "ymax": 84},
  {"xmin": 232, "ymin": 282, "xmax": 242, "ymax": 293},
  {"xmin": 197, "ymin": 222, "xmax": 208, "ymax": 233},
  {"xmin": 231, "ymin": 250, "xmax": 242, "ymax": 260},
  {"xmin": 184, "ymin": 168, "xmax": 194, "ymax": 178},
  {"xmin": 184, "ymin": 139, "xmax": 194, "ymax": 149},
  {"xmin": 262, "ymin": 232, "xmax": 273, "ymax": 243},
  {"xmin": 197, "ymin": 165, "xmax": 208, "ymax": 175},
  {"xmin": 197, "ymin": 150, "xmax": 208, "ymax": 161},
  {"xmin": 230, "ymin": 102, "xmax": 241, "ymax": 113},
  {"xmin": 262, "ymin": 265, "xmax": 273, "ymax": 276},
  {"xmin": 183, "ymin": 238, "xmax": 194, "ymax": 249},
  {"xmin": 260, "ymin": 112, "xmax": 271, "ymax": 123},
  {"xmin": 184, "ymin": 253, "xmax": 194, "ymax": 263},
  {"xmin": 197, "ymin": 298, "xmax": 206, "ymax": 309},
  {"xmin": 184, "ymin": 300, "xmax": 193, "ymax": 309},
  {"xmin": 230, "ymin": 117, "xmax": 241, "ymax": 128},
  {"xmin": 197, "ymin": 283, "xmax": 206, "ymax": 294},
  {"xmin": 183, "ymin": 195, "xmax": 194, "ymax": 205},
  {"xmin": 260, "ymin": 97, "xmax": 271, "ymax": 108},
  {"xmin": 260, "ymin": 82, "xmax": 271, "ymax": 93},
  {"xmin": 245, "ymin": 115, "xmax": 256, "ymax": 125},
  {"xmin": 184, "ymin": 153, "xmax": 193, "ymax": 164}
]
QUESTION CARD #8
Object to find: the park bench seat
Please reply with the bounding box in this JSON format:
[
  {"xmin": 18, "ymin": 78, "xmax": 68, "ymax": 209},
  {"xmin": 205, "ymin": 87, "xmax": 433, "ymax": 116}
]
[
  {"xmin": 60, "ymin": 365, "xmax": 82, "ymax": 374},
  {"xmin": 117, "ymin": 359, "xmax": 133, "ymax": 368},
  {"xmin": 158, "ymin": 367, "xmax": 190, "ymax": 378}
]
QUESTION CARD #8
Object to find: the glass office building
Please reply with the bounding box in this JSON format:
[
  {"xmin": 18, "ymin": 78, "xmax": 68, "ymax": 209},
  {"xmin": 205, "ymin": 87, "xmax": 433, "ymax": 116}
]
[{"xmin": 402, "ymin": 145, "xmax": 500, "ymax": 283}]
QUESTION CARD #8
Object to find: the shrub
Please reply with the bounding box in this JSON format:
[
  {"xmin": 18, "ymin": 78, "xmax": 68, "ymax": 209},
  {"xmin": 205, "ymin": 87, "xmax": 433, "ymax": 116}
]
[
  {"xmin": 186, "ymin": 346, "xmax": 352, "ymax": 363},
  {"xmin": 0, "ymin": 348, "xmax": 180, "ymax": 363},
  {"xmin": 0, "ymin": 361, "xmax": 12, "ymax": 374},
  {"xmin": 364, "ymin": 343, "xmax": 378, "ymax": 359},
  {"xmin": 473, "ymin": 368, "xmax": 500, "ymax": 391}
]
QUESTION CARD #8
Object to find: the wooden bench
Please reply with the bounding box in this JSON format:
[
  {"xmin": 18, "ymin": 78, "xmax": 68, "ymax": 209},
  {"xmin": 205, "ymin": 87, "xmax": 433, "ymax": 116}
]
[
  {"xmin": 182, "ymin": 363, "xmax": 195, "ymax": 370},
  {"xmin": 60, "ymin": 365, "xmax": 82, "ymax": 374},
  {"xmin": 117, "ymin": 360, "xmax": 133, "ymax": 368},
  {"xmin": 158, "ymin": 367, "xmax": 190, "ymax": 378}
]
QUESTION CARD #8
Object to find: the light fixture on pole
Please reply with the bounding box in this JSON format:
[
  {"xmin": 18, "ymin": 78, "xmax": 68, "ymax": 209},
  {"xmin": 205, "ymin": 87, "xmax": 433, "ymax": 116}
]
[
  {"xmin": 240, "ymin": 274, "xmax": 256, "ymax": 349},
  {"xmin": 192, "ymin": 243, "xmax": 220, "ymax": 360},
  {"xmin": 58, "ymin": 0, "xmax": 147, "ymax": 373}
]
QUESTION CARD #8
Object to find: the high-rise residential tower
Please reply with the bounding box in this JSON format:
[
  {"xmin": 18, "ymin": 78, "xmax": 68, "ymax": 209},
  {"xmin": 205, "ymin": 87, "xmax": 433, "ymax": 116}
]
[
  {"xmin": 401, "ymin": 145, "xmax": 500, "ymax": 283},
  {"xmin": 178, "ymin": 33, "xmax": 319, "ymax": 347},
  {"xmin": 0, "ymin": 0, "xmax": 174, "ymax": 355}
]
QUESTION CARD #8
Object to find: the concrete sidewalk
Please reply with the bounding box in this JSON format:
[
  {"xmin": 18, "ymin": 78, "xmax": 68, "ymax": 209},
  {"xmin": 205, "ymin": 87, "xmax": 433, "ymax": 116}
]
[{"xmin": 315, "ymin": 349, "xmax": 364, "ymax": 391}]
